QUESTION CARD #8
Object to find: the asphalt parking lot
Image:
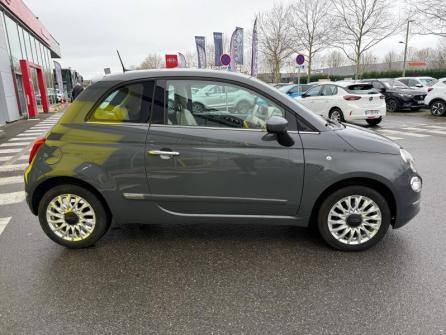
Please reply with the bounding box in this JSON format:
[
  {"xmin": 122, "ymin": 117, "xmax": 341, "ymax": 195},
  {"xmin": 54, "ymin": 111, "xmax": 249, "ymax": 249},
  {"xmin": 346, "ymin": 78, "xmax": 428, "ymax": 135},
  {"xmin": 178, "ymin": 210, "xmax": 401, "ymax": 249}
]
[{"xmin": 0, "ymin": 111, "xmax": 445, "ymax": 334}]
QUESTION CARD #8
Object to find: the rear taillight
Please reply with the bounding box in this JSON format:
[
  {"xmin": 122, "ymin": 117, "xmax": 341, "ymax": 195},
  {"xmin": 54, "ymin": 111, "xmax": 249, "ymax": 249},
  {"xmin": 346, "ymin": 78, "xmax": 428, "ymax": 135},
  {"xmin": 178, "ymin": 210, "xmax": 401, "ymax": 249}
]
[
  {"xmin": 380, "ymin": 95, "xmax": 385, "ymax": 99},
  {"xmin": 428, "ymin": 88, "xmax": 433, "ymax": 92},
  {"xmin": 343, "ymin": 95, "xmax": 361, "ymax": 101},
  {"xmin": 29, "ymin": 137, "xmax": 46, "ymax": 164}
]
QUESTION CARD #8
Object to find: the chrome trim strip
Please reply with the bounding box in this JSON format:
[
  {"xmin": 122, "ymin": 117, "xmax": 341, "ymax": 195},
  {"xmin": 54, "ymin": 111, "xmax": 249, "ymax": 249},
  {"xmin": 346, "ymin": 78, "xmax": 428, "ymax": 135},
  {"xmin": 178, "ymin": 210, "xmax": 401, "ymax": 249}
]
[
  {"xmin": 123, "ymin": 193, "xmax": 145, "ymax": 200},
  {"xmin": 123, "ymin": 192, "xmax": 287, "ymax": 204},
  {"xmin": 150, "ymin": 124, "xmax": 265, "ymax": 132},
  {"xmin": 158, "ymin": 206, "xmax": 296, "ymax": 219}
]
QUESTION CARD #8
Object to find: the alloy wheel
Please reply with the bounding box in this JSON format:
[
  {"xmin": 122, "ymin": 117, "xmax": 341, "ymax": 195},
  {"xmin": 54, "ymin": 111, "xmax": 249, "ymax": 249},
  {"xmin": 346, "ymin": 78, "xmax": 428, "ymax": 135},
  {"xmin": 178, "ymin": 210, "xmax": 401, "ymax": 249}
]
[
  {"xmin": 327, "ymin": 195, "xmax": 382, "ymax": 245},
  {"xmin": 431, "ymin": 102, "xmax": 445, "ymax": 116},
  {"xmin": 330, "ymin": 109, "xmax": 342, "ymax": 122},
  {"xmin": 46, "ymin": 194, "xmax": 96, "ymax": 242}
]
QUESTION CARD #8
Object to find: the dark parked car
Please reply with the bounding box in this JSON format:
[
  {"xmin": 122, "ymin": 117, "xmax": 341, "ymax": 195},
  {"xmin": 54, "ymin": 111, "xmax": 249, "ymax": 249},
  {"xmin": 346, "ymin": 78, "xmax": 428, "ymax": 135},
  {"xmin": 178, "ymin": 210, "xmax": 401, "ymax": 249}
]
[
  {"xmin": 361, "ymin": 79, "xmax": 426, "ymax": 113},
  {"xmin": 24, "ymin": 70, "xmax": 422, "ymax": 251}
]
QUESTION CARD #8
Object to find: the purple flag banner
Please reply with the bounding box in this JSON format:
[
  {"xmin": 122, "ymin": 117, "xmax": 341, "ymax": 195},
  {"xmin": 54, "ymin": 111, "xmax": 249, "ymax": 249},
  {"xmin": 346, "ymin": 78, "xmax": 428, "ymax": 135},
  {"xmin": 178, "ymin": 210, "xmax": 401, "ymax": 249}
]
[
  {"xmin": 195, "ymin": 36, "xmax": 207, "ymax": 69},
  {"xmin": 230, "ymin": 27, "xmax": 244, "ymax": 71},
  {"xmin": 213, "ymin": 32, "xmax": 223, "ymax": 66},
  {"xmin": 251, "ymin": 18, "xmax": 258, "ymax": 77}
]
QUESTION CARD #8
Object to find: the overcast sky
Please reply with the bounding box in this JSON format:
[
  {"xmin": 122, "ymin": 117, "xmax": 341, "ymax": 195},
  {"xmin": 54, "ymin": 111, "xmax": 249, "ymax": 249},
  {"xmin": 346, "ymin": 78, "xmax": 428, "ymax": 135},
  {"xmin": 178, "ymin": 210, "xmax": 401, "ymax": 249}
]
[{"xmin": 26, "ymin": 0, "xmax": 441, "ymax": 80}]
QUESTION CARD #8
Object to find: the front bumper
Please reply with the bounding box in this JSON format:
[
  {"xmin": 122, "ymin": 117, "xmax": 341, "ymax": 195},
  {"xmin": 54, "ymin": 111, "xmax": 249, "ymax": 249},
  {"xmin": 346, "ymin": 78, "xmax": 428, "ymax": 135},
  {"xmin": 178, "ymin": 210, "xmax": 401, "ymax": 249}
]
[{"xmin": 393, "ymin": 172, "xmax": 422, "ymax": 228}]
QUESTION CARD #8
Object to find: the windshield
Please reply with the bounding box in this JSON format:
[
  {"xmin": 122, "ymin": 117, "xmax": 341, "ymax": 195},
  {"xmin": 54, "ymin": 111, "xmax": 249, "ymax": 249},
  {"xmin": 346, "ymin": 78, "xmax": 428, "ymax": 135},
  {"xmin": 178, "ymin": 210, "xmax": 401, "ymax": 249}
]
[
  {"xmin": 419, "ymin": 78, "xmax": 438, "ymax": 86},
  {"xmin": 381, "ymin": 79, "xmax": 407, "ymax": 88},
  {"xmin": 279, "ymin": 85, "xmax": 294, "ymax": 93}
]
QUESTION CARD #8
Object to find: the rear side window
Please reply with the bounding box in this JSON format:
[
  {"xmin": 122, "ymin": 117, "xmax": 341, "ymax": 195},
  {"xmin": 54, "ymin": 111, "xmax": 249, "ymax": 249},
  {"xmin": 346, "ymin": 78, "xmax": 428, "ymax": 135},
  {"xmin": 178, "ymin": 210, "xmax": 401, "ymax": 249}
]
[
  {"xmin": 89, "ymin": 81, "xmax": 154, "ymax": 123},
  {"xmin": 346, "ymin": 84, "xmax": 377, "ymax": 94},
  {"xmin": 321, "ymin": 85, "xmax": 338, "ymax": 96},
  {"xmin": 305, "ymin": 86, "xmax": 322, "ymax": 96}
]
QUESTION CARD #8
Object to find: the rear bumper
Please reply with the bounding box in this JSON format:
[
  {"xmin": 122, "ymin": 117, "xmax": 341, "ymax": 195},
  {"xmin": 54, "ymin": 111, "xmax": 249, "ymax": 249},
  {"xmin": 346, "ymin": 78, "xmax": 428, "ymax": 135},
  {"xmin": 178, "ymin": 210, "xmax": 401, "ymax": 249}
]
[{"xmin": 345, "ymin": 105, "xmax": 386, "ymax": 121}]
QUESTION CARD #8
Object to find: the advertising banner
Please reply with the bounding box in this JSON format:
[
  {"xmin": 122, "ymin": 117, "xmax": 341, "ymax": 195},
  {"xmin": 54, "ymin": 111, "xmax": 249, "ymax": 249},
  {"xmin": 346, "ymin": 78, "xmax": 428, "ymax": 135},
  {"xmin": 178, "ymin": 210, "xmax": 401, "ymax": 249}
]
[
  {"xmin": 195, "ymin": 36, "xmax": 207, "ymax": 69},
  {"xmin": 229, "ymin": 27, "xmax": 244, "ymax": 71},
  {"xmin": 165, "ymin": 54, "xmax": 178, "ymax": 68},
  {"xmin": 178, "ymin": 52, "xmax": 187, "ymax": 68},
  {"xmin": 53, "ymin": 61, "xmax": 64, "ymax": 96},
  {"xmin": 213, "ymin": 32, "xmax": 223, "ymax": 66},
  {"xmin": 251, "ymin": 19, "xmax": 258, "ymax": 77}
]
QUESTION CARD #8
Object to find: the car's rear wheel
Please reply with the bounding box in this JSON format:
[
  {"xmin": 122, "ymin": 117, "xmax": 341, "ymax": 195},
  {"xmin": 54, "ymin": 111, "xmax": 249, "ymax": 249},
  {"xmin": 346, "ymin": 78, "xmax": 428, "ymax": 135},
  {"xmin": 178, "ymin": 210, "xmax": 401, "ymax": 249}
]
[
  {"xmin": 386, "ymin": 98, "xmax": 400, "ymax": 113},
  {"xmin": 366, "ymin": 117, "xmax": 382, "ymax": 126},
  {"xmin": 192, "ymin": 102, "xmax": 205, "ymax": 113},
  {"xmin": 329, "ymin": 108, "xmax": 344, "ymax": 122},
  {"xmin": 430, "ymin": 100, "xmax": 446, "ymax": 116},
  {"xmin": 317, "ymin": 186, "xmax": 390, "ymax": 251},
  {"xmin": 38, "ymin": 185, "xmax": 110, "ymax": 249}
]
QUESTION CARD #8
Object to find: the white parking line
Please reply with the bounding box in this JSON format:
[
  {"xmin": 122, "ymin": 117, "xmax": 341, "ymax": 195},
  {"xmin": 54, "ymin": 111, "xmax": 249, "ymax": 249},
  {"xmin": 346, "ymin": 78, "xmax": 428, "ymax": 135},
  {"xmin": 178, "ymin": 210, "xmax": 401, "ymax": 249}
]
[
  {"xmin": 403, "ymin": 127, "xmax": 446, "ymax": 136},
  {"xmin": 9, "ymin": 137, "xmax": 35, "ymax": 141},
  {"xmin": 0, "ymin": 191, "xmax": 25, "ymax": 205},
  {"xmin": 0, "ymin": 164, "xmax": 28, "ymax": 172},
  {"xmin": 0, "ymin": 148, "xmax": 22, "ymax": 154},
  {"xmin": 0, "ymin": 142, "xmax": 29, "ymax": 148},
  {"xmin": 17, "ymin": 133, "xmax": 38, "ymax": 137},
  {"xmin": 378, "ymin": 129, "xmax": 430, "ymax": 138},
  {"xmin": 0, "ymin": 217, "xmax": 12, "ymax": 236},
  {"xmin": 0, "ymin": 156, "xmax": 12, "ymax": 162},
  {"xmin": 0, "ymin": 176, "xmax": 23, "ymax": 185}
]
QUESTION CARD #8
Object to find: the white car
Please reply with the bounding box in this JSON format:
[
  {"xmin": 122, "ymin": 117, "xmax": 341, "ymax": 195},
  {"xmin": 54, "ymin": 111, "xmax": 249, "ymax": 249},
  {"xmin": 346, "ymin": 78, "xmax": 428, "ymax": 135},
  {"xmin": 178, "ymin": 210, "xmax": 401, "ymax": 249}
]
[
  {"xmin": 296, "ymin": 82, "xmax": 386, "ymax": 125},
  {"xmin": 424, "ymin": 81, "xmax": 446, "ymax": 116},
  {"xmin": 396, "ymin": 77, "xmax": 438, "ymax": 93}
]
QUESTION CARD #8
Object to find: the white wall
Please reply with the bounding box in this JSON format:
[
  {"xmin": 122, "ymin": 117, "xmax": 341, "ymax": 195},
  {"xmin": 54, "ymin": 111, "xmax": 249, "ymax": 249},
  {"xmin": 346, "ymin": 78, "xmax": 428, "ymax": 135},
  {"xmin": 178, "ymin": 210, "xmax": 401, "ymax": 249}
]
[{"xmin": 0, "ymin": 14, "xmax": 20, "ymax": 125}]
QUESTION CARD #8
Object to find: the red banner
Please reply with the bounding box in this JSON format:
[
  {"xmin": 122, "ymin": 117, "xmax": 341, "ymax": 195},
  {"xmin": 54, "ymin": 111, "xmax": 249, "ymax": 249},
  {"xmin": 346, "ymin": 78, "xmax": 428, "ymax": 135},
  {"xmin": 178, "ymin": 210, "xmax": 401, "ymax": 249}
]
[{"xmin": 165, "ymin": 54, "xmax": 178, "ymax": 68}]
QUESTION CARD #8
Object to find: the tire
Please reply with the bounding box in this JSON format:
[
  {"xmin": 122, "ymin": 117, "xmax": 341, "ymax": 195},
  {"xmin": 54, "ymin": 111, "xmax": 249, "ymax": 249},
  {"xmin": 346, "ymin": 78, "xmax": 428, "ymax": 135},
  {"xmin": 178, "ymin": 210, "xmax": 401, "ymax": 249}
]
[
  {"xmin": 38, "ymin": 184, "xmax": 111, "ymax": 249},
  {"xmin": 317, "ymin": 186, "xmax": 391, "ymax": 251},
  {"xmin": 192, "ymin": 102, "xmax": 205, "ymax": 113},
  {"xmin": 366, "ymin": 117, "xmax": 382, "ymax": 126},
  {"xmin": 235, "ymin": 100, "xmax": 251, "ymax": 114},
  {"xmin": 430, "ymin": 100, "xmax": 446, "ymax": 116},
  {"xmin": 386, "ymin": 98, "xmax": 400, "ymax": 113},
  {"xmin": 329, "ymin": 108, "xmax": 344, "ymax": 122}
]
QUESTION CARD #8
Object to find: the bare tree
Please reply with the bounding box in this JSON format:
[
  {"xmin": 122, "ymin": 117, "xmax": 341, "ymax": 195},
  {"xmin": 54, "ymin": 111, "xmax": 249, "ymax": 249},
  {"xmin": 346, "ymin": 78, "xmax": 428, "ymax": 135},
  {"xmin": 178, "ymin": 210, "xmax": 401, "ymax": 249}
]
[
  {"xmin": 359, "ymin": 51, "xmax": 378, "ymax": 74},
  {"xmin": 331, "ymin": 0, "xmax": 401, "ymax": 79},
  {"xmin": 325, "ymin": 50, "xmax": 346, "ymax": 69},
  {"xmin": 383, "ymin": 50, "xmax": 399, "ymax": 70},
  {"xmin": 288, "ymin": 0, "xmax": 335, "ymax": 81},
  {"xmin": 258, "ymin": 3, "xmax": 294, "ymax": 83},
  {"xmin": 410, "ymin": 0, "xmax": 446, "ymax": 37},
  {"xmin": 137, "ymin": 53, "xmax": 163, "ymax": 69}
]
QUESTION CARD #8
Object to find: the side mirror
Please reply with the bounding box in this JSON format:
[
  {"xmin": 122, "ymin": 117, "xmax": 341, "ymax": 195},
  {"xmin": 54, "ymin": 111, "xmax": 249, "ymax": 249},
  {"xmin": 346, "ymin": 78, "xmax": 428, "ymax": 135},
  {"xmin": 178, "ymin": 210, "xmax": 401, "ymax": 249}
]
[
  {"xmin": 267, "ymin": 116, "xmax": 288, "ymax": 134},
  {"xmin": 301, "ymin": 93, "xmax": 308, "ymax": 98}
]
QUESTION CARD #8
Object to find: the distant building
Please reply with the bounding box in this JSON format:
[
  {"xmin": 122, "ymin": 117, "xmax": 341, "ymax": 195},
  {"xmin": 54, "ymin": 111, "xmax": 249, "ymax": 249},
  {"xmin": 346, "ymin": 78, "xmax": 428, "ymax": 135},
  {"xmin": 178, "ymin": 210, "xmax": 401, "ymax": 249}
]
[{"xmin": 0, "ymin": 0, "xmax": 61, "ymax": 124}]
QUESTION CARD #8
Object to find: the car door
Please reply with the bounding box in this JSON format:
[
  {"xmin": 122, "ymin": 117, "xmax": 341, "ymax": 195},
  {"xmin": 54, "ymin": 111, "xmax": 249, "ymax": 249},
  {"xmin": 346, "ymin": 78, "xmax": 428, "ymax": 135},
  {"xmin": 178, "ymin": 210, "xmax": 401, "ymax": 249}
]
[
  {"xmin": 145, "ymin": 78, "xmax": 305, "ymax": 217},
  {"xmin": 298, "ymin": 85, "xmax": 322, "ymax": 113},
  {"xmin": 320, "ymin": 85, "xmax": 339, "ymax": 117}
]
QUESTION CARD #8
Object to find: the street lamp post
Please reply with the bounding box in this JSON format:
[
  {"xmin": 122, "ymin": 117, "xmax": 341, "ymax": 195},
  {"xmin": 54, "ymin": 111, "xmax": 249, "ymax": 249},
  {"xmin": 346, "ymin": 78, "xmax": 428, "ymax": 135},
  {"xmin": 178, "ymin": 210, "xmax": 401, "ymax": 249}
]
[{"xmin": 401, "ymin": 20, "xmax": 414, "ymax": 77}]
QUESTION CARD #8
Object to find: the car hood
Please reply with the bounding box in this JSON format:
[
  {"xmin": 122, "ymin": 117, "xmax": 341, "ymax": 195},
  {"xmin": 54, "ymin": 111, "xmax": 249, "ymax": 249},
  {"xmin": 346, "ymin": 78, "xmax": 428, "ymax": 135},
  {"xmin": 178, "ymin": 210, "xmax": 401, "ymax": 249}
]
[
  {"xmin": 387, "ymin": 88, "xmax": 425, "ymax": 95},
  {"xmin": 334, "ymin": 124, "xmax": 400, "ymax": 155}
]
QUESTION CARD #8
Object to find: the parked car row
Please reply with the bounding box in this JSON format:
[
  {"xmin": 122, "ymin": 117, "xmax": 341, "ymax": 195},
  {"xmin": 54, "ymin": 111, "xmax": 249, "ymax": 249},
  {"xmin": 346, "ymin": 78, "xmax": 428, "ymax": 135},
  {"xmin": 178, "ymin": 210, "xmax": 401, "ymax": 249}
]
[{"xmin": 275, "ymin": 76, "xmax": 446, "ymax": 123}]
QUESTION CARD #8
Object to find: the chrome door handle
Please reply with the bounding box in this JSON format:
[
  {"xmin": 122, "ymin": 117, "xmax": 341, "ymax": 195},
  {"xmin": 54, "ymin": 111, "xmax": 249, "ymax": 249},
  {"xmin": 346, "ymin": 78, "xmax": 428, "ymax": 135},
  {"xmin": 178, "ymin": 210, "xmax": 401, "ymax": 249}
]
[{"xmin": 148, "ymin": 150, "xmax": 180, "ymax": 159}]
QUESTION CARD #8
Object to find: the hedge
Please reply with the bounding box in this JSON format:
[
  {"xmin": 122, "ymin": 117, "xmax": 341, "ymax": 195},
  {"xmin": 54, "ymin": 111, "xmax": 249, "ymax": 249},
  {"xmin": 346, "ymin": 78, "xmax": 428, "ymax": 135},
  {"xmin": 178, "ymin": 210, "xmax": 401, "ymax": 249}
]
[{"xmin": 287, "ymin": 68, "xmax": 446, "ymax": 84}]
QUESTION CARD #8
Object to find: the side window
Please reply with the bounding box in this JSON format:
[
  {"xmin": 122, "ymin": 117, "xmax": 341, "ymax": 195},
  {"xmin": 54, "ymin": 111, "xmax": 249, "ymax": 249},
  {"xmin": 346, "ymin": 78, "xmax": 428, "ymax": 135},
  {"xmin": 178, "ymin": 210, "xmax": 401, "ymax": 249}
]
[
  {"xmin": 399, "ymin": 79, "xmax": 409, "ymax": 85},
  {"xmin": 165, "ymin": 80, "xmax": 285, "ymax": 130},
  {"xmin": 321, "ymin": 85, "xmax": 337, "ymax": 96},
  {"xmin": 90, "ymin": 82, "xmax": 154, "ymax": 123},
  {"xmin": 305, "ymin": 86, "xmax": 322, "ymax": 97},
  {"xmin": 373, "ymin": 81, "xmax": 384, "ymax": 90},
  {"xmin": 409, "ymin": 79, "xmax": 420, "ymax": 87}
]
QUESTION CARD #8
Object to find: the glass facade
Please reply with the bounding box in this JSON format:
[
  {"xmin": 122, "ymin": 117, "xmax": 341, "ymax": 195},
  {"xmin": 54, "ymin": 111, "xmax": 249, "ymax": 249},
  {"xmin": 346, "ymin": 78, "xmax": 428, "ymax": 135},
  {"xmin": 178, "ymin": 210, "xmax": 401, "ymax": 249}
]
[{"xmin": 1, "ymin": 9, "xmax": 57, "ymax": 109}]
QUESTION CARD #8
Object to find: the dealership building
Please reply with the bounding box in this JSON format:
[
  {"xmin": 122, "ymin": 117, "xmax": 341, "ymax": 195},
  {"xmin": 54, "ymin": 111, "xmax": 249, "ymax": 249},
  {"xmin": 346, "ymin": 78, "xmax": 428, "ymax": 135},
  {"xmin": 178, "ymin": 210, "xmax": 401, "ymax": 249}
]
[{"xmin": 0, "ymin": 0, "xmax": 61, "ymax": 125}]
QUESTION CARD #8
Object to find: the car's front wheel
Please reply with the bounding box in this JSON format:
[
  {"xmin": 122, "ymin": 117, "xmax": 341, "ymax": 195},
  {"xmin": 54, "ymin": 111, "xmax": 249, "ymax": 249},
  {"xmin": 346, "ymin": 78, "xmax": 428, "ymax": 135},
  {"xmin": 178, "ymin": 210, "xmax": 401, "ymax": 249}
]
[
  {"xmin": 317, "ymin": 186, "xmax": 390, "ymax": 251},
  {"xmin": 38, "ymin": 184, "xmax": 110, "ymax": 249},
  {"xmin": 329, "ymin": 108, "xmax": 344, "ymax": 122}
]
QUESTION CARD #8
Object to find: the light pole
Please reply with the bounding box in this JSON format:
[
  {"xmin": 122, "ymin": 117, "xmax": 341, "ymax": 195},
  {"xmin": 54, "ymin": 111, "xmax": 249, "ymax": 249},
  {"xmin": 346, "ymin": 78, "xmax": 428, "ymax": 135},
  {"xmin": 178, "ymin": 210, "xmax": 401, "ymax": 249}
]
[{"xmin": 400, "ymin": 20, "xmax": 414, "ymax": 77}]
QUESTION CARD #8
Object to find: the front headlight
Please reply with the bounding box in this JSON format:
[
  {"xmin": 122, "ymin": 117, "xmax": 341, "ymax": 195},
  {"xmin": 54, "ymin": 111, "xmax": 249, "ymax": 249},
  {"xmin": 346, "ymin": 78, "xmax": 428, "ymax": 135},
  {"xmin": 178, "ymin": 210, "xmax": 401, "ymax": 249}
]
[
  {"xmin": 400, "ymin": 148, "xmax": 416, "ymax": 172},
  {"xmin": 398, "ymin": 93, "xmax": 413, "ymax": 98}
]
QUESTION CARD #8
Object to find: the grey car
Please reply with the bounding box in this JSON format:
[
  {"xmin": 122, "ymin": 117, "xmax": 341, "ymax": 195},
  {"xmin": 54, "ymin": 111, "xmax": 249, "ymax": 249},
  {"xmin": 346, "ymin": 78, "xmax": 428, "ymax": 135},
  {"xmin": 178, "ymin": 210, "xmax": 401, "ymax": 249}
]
[{"xmin": 24, "ymin": 69, "xmax": 422, "ymax": 251}]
